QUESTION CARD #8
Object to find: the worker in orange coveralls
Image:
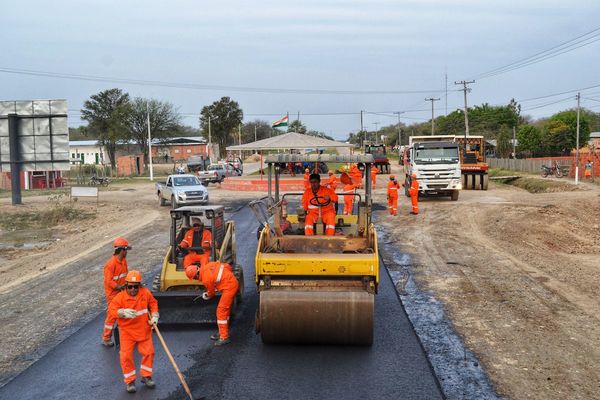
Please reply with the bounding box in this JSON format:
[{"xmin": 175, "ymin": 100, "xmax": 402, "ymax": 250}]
[
  {"xmin": 303, "ymin": 168, "xmax": 311, "ymax": 189},
  {"xmin": 302, "ymin": 173, "xmax": 338, "ymax": 236},
  {"xmin": 370, "ymin": 165, "xmax": 379, "ymax": 189},
  {"xmin": 409, "ymin": 173, "xmax": 419, "ymax": 215},
  {"xmin": 179, "ymin": 217, "xmax": 212, "ymax": 268},
  {"xmin": 105, "ymin": 270, "xmax": 159, "ymax": 393},
  {"xmin": 101, "ymin": 237, "xmax": 130, "ymax": 347},
  {"xmin": 387, "ymin": 175, "xmax": 400, "ymax": 215},
  {"xmin": 185, "ymin": 261, "xmax": 239, "ymax": 346},
  {"xmin": 326, "ymin": 170, "xmax": 338, "ymax": 191},
  {"xmin": 349, "ymin": 163, "xmax": 363, "ymax": 188}
]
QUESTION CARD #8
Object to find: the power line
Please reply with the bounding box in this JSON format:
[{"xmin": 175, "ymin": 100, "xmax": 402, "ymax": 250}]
[
  {"xmin": 517, "ymin": 82, "xmax": 600, "ymax": 103},
  {"xmin": 0, "ymin": 66, "xmax": 454, "ymax": 95}
]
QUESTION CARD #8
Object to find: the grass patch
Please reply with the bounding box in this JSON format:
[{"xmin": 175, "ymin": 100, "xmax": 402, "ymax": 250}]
[
  {"xmin": 488, "ymin": 168, "xmax": 522, "ymax": 177},
  {"xmin": 0, "ymin": 194, "xmax": 95, "ymax": 230},
  {"xmin": 505, "ymin": 177, "xmax": 579, "ymax": 193}
]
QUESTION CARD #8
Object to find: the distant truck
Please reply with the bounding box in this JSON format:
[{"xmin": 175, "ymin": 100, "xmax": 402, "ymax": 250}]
[
  {"xmin": 196, "ymin": 164, "xmax": 234, "ymax": 184},
  {"xmin": 186, "ymin": 155, "xmax": 211, "ymax": 173},
  {"xmin": 363, "ymin": 141, "xmax": 390, "ymax": 173},
  {"xmin": 156, "ymin": 174, "xmax": 209, "ymax": 208},
  {"xmin": 404, "ymin": 136, "xmax": 462, "ymax": 201}
]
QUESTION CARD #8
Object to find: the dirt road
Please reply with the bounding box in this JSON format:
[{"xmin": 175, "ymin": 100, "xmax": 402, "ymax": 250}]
[{"xmin": 375, "ymin": 166, "xmax": 600, "ymax": 400}]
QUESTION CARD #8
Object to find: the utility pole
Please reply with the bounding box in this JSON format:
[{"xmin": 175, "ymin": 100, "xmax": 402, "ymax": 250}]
[
  {"xmin": 360, "ymin": 110, "xmax": 364, "ymax": 149},
  {"xmin": 576, "ymin": 92, "xmax": 581, "ymax": 184},
  {"xmin": 373, "ymin": 122, "xmax": 380, "ymax": 145},
  {"xmin": 238, "ymin": 123, "xmax": 242, "ymax": 158},
  {"xmin": 512, "ymin": 126, "xmax": 516, "ymax": 159},
  {"xmin": 455, "ymin": 80, "xmax": 475, "ymax": 140},
  {"xmin": 445, "ymin": 68, "xmax": 448, "ymax": 115},
  {"xmin": 425, "ymin": 98, "xmax": 440, "ymax": 135},
  {"xmin": 254, "ymin": 124, "xmax": 257, "ymax": 143},
  {"xmin": 208, "ymin": 116, "xmax": 212, "ymax": 160},
  {"xmin": 146, "ymin": 102, "xmax": 154, "ymax": 181},
  {"xmin": 393, "ymin": 111, "xmax": 405, "ymax": 146}
]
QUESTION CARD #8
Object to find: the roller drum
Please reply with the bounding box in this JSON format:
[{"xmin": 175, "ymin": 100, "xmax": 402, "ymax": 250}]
[{"xmin": 258, "ymin": 288, "xmax": 374, "ymax": 345}]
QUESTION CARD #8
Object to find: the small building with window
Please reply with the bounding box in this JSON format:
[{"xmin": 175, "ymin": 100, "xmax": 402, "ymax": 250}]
[{"xmin": 69, "ymin": 140, "xmax": 107, "ymax": 165}]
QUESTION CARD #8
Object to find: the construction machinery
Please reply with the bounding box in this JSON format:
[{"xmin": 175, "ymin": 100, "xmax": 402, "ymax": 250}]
[
  {"xmin": 252, "ymin": 154, "xmax": 379, "ymax": 345},
  {"xmin": 363, "ymin": 141, "xmax": 390, "ymax": 173},
  {"xmin": 454, "ymin": 135, "xmax": 489, "ymax": 190},
  {"xmin": 151, "ymin": 205, "xmax": 244, "ymax": 325}
]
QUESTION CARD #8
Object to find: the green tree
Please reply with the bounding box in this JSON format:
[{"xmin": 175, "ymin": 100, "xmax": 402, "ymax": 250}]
[
  {"xmin": 546, "ymin": 110, "xmax": 590, "ymax": 154},
  {"xmin": 81, "ymin": 88, "xmax": 131, "ymax": 168},
  {"xmin": 127, "ymin": 98, "xmax": 182, "ymax": 165},
  {"xmin": 495, "ymin": 126, "xmax": 512, "ymax": 158},
  {"xmin": 199, "ymin": 97, "xmax": 243, "ymax": 158},
  {"xmin": 287, "ymin": 119, "xmax": 307, "ymax": 134},
  {"xmin": 542, "ymin": 119, "xmax": 573, "ymax": 155},
  {"xmin": 516, "ymin": 125, "xmax": 542, "ymax": 156},
  {"xmin": 242, "ymin": 120, "xmax": 272, "ymax": 143}
]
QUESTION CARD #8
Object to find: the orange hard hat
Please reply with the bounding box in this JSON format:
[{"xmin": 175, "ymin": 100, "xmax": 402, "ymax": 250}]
[
  {"xmin": 185, "ymin": 265, "xmax": 199, "ymax": 281},
  {"xmin": 113, "ymin": 237, "xmax": 131, "ymax": 250},
  {"xmin": 411, "ymin": 173, "xmax": 417, "ymax": 179},
  {"xmin": 125, "ymin": 270, "xmax": 142, "ymax": 283},
  {"xmin": 390, "ymin": 175, "xmax": 396, "ymax": 180}
]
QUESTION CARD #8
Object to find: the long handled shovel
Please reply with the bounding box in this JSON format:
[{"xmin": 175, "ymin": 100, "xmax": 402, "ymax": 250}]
[{"xmin": 152, "ymin": 322, "xmax": 203, "ymax": 400}]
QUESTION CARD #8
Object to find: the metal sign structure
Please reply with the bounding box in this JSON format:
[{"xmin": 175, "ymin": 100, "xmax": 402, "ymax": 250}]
[{"xmin": 0, "ymin": 99, "xmax": 70, "ymax": 172}]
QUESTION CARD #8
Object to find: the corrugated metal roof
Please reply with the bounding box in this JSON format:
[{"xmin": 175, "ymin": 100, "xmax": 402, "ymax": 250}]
[
  {"xmin": 265, "ymin": 153, "xmax": 373, "ymax": 163},
  {"xmin": 226, "ymin": 132, "xmax": 353, "ymax": 151}
]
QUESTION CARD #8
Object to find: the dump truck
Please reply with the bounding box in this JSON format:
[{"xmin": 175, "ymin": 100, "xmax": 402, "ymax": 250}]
[
  {"xmin": 151, "ymin": 205, "xmax": 244, "ymax": 325},
  {"xmin": 363, "ymin": 141, "xmax": 390, "ymax": 174},
  {"xmin": 252, "ymin": 154, "xmax": 379, "ymax": 345},
  {"xmin": 454, "ymin": 135, "xmax": 489, "ymax": 190},
  {"xmin": 405, "ymin": 136, "xmax": 462, "ymax": 201}
]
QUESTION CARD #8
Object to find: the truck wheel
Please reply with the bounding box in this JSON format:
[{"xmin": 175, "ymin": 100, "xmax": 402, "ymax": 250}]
[
  {"xmin": 158, "ymin": 193, "xmax": 166, "ymax": 206},
  {"xmin": 451, "ymin": 190, "xmax": 459, "ymax": 201},
  {"xmin": 171, "ymin": 196, "xmax": 178, "ymax": 209}
]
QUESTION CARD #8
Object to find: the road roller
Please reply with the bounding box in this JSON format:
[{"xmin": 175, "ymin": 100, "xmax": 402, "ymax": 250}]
[
  {"xmin": 151, "ymin": 206, "xmax": 244, "ymax": 326},
  {"xmin": 253, "ymin": 154, "xmax": 379, "ymax": 345}
]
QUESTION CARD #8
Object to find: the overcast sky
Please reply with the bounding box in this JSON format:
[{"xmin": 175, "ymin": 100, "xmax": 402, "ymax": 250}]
[{"xmin": 2, "ymin": 0, "xmax": 600, "ymax": 139}]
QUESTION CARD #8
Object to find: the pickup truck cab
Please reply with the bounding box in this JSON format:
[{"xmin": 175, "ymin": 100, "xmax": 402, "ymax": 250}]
[
  {"xmin": 197, "ymin": 163, "xmax": 240, "ymax": 184},
  {"xmin": 156, "ymin": 174, "xmax": 209, "ymax": 208}
]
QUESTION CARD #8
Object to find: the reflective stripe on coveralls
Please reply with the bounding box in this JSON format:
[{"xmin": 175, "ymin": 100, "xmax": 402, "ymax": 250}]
[{"xmin": 387, "ymin": 180, "xmax": 399, "ymax": 215}]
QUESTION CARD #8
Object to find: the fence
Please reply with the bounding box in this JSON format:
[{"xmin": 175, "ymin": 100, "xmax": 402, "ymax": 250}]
[{"xmin": 488, "ymin": 155, "xmax": 600, "ymax": 178}]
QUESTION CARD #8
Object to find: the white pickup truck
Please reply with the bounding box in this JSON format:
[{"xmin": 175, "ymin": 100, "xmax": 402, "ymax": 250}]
[{"xmin": 156, "ymin": 174, "xmax": 209, "ymax": 208}]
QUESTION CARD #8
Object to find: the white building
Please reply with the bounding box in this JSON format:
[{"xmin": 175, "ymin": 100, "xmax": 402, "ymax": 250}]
[{"xmin": 69, "ymin": 140, "xmax": 107, "ymax": 165}]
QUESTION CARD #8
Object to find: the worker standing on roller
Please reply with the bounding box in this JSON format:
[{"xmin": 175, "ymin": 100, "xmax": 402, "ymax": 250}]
[
  {"xmin": 302, "ymin": 173, "xmax": 338, "ymax": 236},
  {"xmin": 303, "ymin": 168, "xmax": 311, "ymax": 190},
  {"xmin": 326, "ymin": 170, "xmax": 338, "ymax": 191},
  {"xmin": 409, "ymin": 173, "xmax": 419, "ymax": 215},
  {"xmin": 101, "ymin": 237, "xmax": 130, "ymax": 347},
  {"xmin": 387, "ymin": 175, "xmax": 400, "ymax": 216},
  {"xmin": 105, "ymin": 270, "xmax": 159, "ymax": 393},
  {"xmin": 342, "ymin": 181, "xmax": 355, "ymax": 215},
  {"xmin": 349, "ymin": 163, "xmax": 363, "ymax": 188},
  {"xmin": 370, "ymin": 165, "xmax": 379, "ymax": 189},
  {"xmin": 179, "ymin": 218, "xmax": 212, "ymax": 268},
  {"xmin": 185, "ymin": 262, "xmax": 239, "ymax": 346}
]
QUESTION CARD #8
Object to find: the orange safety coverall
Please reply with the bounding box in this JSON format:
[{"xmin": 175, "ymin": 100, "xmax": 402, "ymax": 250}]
[
  {"xmin": 387, "ymin": 180, "xmax": 400, "ymax": 215},
  {"xmin": 303, "ymin": 172, "xmax": 310, "ymax": 190},
  {"xmin": 302, "ymin": 185, "xmax": 338, "ymax": 236},
  {"xmin": 199, "ymin": 262, "xmax": 239, "ymax": 340},
  {"xmin": 102, "ymin": 255, "xmax": 128, "ymax": 341},
  {"xmin": 409, "ymin": 178, "xmax": 419, "ymax": 214},
  {"xmin": 179, "ymin": 228, "xmax": 212, "ymax": 268},
  {"xmin": 371, "ymin": 166, "xmax": 379, "ymax": 188},
  {"xmin": 342, "ymin": 183, "xmax": 356, "ymax": 215},
  {"xmin": 350, "ymin": 164, "xmax": 363, "ymax": 188},
  {"xmin": 327, "ymin": 175, "xmax": 338, "ymax": 191},
  {"xmin": 105, "ymin": 288, "xmax": 158, "ymax": 384}
]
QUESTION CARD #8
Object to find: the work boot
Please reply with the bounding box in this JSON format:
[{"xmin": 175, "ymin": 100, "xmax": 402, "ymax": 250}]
[
  {"xmin": 101, "ymin": 339, "xmax": 114, "ymax": 347},
  {"xmin": 126, "ymin": 382, "xmax": 136, "ymax": 393},
  {"xmin": 210, "ymin": 333, "xmax": 220, "ymax": 341},
  {"xmin": 214, "ymin": 337, "xmax": 231, "ymax": 346},
  {"xmin": 141, "ymin": 376, "xmax": 155, "ymax": 389}
]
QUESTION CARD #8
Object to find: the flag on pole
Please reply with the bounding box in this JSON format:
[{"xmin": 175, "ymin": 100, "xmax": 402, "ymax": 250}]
[{"xmin": 271, "ymin": 115, "xmax": 289, "ymax": 128}]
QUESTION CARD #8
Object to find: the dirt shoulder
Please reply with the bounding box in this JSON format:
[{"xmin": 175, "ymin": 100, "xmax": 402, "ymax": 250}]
[
  {"xmin": 375, "ymin": 166, "xmax": 600, "ymax": 400},
  {"xmin": 0, "ymin": 182, "xmax": 261, "ymax": 386}
]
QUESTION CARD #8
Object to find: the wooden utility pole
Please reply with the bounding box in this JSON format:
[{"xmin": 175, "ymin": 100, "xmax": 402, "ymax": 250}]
[
  {"xmin": 455, "ymin": 80, "xmax": 475, "ymax": 139},
  {"xmin": 576, "ymin": 92, "xmax": 581, "ymax": 184},
  {"xmin": 425, "ymin": 98, "xmax": 440, "ymax": 135}
]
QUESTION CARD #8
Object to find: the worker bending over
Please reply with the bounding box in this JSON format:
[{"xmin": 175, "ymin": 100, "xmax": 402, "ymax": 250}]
[
  {"xmin": 101, "ymin": 237, "xmax": 130, "ymax": 347},
  {"xmin": 326, "ymin": 170, "xmax": 338, "ymax": 191},
  {"xmin": 185, "ymin": 262, "xmax": 239, "ymax": 346},
  {"xmin": 179, "ymin": 218, "xmax": 213, "ymax": 268},
  {"xmin": 302, "ymin": 173, "xmax": 338, "ymax": 236},
  {"xmin": 409, "ymin": 173, "xmax": 419, "ymax": 215},
  {"xmin": 387, "ymin": 175, "xmax": 400, "ymax": 215},
  {"xmin": 105, "ymin": 271, "xmax": 159, "ymax": 393}
]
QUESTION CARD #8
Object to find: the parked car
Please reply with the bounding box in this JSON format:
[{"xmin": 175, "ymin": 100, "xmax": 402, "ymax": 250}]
[
  {"xmin": 156, "ymin": 174, "xmax": 208, "ymax": 208},
  {"xmin": 197, "ymin": 164, "xmax": 231, "ymax": 184}
]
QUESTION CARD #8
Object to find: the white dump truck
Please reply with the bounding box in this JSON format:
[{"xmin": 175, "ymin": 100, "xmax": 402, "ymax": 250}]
[{"xmin": 403, "ymin": 135, "xmax": 462, "ymax": 201}]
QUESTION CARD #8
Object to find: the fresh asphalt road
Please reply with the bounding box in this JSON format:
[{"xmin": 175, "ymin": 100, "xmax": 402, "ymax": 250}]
[{"xmin": 0, "ymin": 207, "xmax": 444, "ymax": 400}]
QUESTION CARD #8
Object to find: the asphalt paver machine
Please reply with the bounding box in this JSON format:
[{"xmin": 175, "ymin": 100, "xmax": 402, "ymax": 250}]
[
  {"xmin": 252, "ymin": 154, "xmax": 379, "ymax": 345},
  {"xmin": 151, "ymin": 205, "xmax": 244, "ymax": 325}
]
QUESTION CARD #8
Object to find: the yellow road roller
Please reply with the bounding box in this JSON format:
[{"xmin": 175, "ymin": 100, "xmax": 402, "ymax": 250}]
[
  {"xmin": 151, "ymin": 205, "xmax": 244, "ymax": 325},
  {"xmin": 253, "ymin": 154, "xmax": 378, "ymax": 345}
]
